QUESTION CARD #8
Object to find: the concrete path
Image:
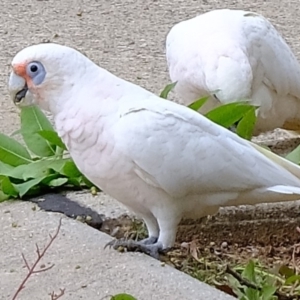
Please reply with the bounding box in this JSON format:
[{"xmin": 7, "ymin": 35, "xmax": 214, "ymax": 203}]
[{"xmin": 1, "ymin": 200, "xmax": 234, "ymax": 300}]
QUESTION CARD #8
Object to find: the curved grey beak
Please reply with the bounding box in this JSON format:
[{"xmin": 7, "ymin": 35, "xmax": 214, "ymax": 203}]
[
  {"xmin": 14, "ymin": 83, "xmax": 28, "ymax": 104},
  {"xmin": 9, "ymin": 71, "xmax": 33, "ymax": 107}
]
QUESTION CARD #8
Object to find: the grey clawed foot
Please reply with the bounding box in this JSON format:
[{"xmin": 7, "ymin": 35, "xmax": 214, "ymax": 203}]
[{"xmin": 105, "ymin": 238, "xmax": 162, "ymax": 259}]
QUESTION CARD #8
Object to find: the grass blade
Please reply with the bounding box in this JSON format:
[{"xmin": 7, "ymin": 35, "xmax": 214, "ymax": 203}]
[{"xmin": 159, "ymin": 82, "xmax": 177, "ymax": 99}]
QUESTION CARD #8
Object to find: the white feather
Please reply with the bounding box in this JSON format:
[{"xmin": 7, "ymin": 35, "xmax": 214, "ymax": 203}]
[{"xmin": 166, "ymin": 9, "xmax": 300, "ymax": 134}]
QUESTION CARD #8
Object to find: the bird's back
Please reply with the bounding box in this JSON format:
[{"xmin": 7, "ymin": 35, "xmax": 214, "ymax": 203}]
[{"xmin": 166, "ymin": 9, "xmax": 300, "ymax": 133}]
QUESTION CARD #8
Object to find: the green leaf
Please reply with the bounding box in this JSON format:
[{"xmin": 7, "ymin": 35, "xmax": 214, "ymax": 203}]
[
  {"xmin": 39, "ymin": 174, "xmax": 61, "ymax": 186},
  {"xmin": 48, "ymin": 177, "xmax": 68, "ymax": 187},
  {"xmin": 0, "ymin": 132, "xmax": 32, "ymax": 166},
  {"xmin": 205, "ymin": 102, "xmax": 255, "ymax": 129},
  {"xmin": 20, "ymin": 106, "xmax": 56, "ymax": 157},
  {"xmin": 6, "ymin": 162, "xmax": 49, "ymax": 180},
  {"xmin": 0, "ymin": 161, "xmax": 14, "ymax": 173},
  {"xmin": 261, "ymin": 285, "xmax": 277, "ymax": 300},
  {"xmin": 111, "ymin": 294, "xmax": 137, "ymax": 300},
  {"xmin": 242, "ymin": 260, "xmax": 256, "ymax": 283},
  {"xmin": 188, "ymin": 96, "xmax": 209, "ymax": 111},
  {"xmin": 285, "ymin": 145, "xmax": 300, "ymax": 164},
  {"xmin": 6, "ymin": 158, "xmax": 68, "ymax": 180},
  {"xmin": 38, "ymin": 130, "xmax": 67, "ymax": 150},
  {"xmin": 226, "ymin": 275, "xmax": 245, "ymax": 299},
  {"xmin": 284, "ymin": 274, "xmax": 300, "ymax": 285},
  {"xmin": 159, "ymin": 82, "xmax": 177, "ymax": 99},
  {"xmin": 67, "ymin": 177, "xmax": 81, "ymax": 187},
  {"xmin": 61, "ymin": 161, "xmax": 81, "ymax": 177},
  {"xmin": 14, "ymin": 177, "xmax": 47, "ymax": 197},
  {"xmin": 32, "ymin": 159, "xmax": 69, "ymax": 179},
  {"xmin": 1, "ymin": 176, "xmax": 18, "ymax": 197},
  {"xmin": 10, "ymin": 128, "xmax": 22, "ymax": 137},
  {"xmin": 236, "ymin": 106, "xmax": 257, "ymax": 140},
  {"xmin": 244, "ymin": 287, "xmax": 260, "ymax": 300},
  {"xmin": 279, "ymin": 265, "xmax": 295, "ymax": 279},
  {"xmin": 0, "ymin": 190, "xmax": 9, "ymax": 202}
]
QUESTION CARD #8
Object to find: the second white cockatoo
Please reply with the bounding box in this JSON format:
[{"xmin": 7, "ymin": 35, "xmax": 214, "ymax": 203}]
[
  {"xmin": 8, "ymin": 43, "xmax": 300, "ymax": 258},
  {"xmin": 166, "ymin": 9, "xmax": 300, "ymax": 135}
]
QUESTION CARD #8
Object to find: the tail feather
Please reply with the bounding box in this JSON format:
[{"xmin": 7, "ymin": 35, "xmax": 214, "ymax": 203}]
[
  {"xmin": 267, "ymin": 185, "xmax": 300, "ymax": 195},
  {"xmin": 250, "ymin": 141, "xmax": 300, "ymax": 179},
  {"xmin": 226, "ymin": 185, "xmax": 300, "ymax": 207}
]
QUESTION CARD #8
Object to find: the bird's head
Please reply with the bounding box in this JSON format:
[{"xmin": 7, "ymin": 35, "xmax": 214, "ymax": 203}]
[{"xmin": 8, "ymin": 43, "xmax": 90, "ymax": 113}]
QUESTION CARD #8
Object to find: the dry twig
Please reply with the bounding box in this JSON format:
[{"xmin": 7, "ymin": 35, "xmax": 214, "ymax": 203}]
[
  {"xmin": 11, "ymin": 218, "xmax": 63, "ymax": 300},
  {"xmin": 49, "ymin": 288, "xmax": 65, "ymax": 300}
]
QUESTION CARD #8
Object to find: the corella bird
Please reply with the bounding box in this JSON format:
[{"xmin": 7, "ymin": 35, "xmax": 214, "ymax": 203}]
[
  {"xmin": 166, "ymin": 9, "xmax": 300, "ymax": 135},
  {"xmin": 8, "ymin": 43, "xmax": 300, "ymax": 258}
]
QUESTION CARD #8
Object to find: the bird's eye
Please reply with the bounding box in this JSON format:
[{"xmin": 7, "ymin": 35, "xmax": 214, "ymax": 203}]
[
  {"xmin": 26, "ymin": 61, "xmax": 46, "ymax": 85},
  {"xmin": 30, "ymin": 64, "xmax": 38, "ymax": 73}
]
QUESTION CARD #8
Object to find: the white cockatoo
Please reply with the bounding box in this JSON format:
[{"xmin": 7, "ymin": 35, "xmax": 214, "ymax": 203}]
[
  {"xmin": 8, "ymin": 43, "xmax": 300, "ymax": 258},
  {"xmin": 166, "ymin": 9, "xmax": 300, "ymax": 135}
]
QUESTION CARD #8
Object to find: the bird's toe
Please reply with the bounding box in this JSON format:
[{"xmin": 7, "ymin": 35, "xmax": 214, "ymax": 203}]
[{"xmin": 104, "ymin": 238, "xmax": 163, "ymax": 259}]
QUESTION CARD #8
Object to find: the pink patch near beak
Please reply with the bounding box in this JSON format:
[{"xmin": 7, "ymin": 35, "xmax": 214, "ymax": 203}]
[{"xmin": 13, "ymin": 63, "xmax": 33, "ymax": 87}]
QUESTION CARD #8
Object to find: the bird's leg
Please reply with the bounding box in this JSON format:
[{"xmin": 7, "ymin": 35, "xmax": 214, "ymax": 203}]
[
  {"xmin": 118, "ymin": 210, "xmax": 180, "ymax": 258},
  {"xmin": 105, "ymin": 213, "xmax": 179, "ymax": 259},
  {"xmin": 105, "ymin": 214, "xmax": 161, "ymax": 258},
  {"xmin": 156, "ymin": 216, "xmax": 179, "ymax": 251},
  {"xmin": 139, "ymin": 236, "xmax": 158, "ymax": 245},
  {"xmin": 139, "ymin": 215, "xmax": 159, "ymax": 245}
]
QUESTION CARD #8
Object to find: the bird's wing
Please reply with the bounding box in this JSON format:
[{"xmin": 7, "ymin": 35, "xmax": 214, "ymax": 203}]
[
  {"xmin": 166, "ymin": 10, "xmax": 300, "ymax": 103},
  {"xmin": 114, "ymin": 96, "xmax": 300, "ymax": 199},
  {"xmin": 241, "ymin": 11, "xmax": 300, "ymax": 99}
]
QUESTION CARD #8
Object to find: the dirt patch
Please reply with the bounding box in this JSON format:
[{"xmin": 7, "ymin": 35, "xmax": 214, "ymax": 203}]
[{"xmin": 99, "ymin": 202, "xmax": 300, "ymax": 299}]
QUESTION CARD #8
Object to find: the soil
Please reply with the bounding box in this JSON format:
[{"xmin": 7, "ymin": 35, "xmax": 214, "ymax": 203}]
[
  {"xmin": 101, "ymin": 202, "xmax": 300, "ymax": 263},
  {"xmin": 100, "ymin": 202, "xmax": 300, "ymax": 299}
]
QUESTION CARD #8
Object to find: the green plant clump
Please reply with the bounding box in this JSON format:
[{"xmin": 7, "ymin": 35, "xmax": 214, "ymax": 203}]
[{"xmin": 0, "ymin": 106, "xmax": 93, "ymax": 201}]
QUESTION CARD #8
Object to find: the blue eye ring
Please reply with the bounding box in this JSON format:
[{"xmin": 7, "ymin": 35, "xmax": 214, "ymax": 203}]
[{"xmin": 26, "ymin": 61, "xmax": 46, "ymax": 85}]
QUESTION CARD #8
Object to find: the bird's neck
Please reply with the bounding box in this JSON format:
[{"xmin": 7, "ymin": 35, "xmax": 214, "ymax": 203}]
[
  {"xmin": 49, "ymin": 63, "xmax": 153, "ymax": 119},
  {"xmin": 47, "ymin": 65, "xmax": 114, "ymax": 114}
]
